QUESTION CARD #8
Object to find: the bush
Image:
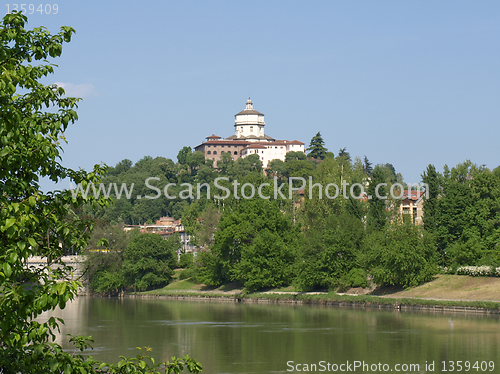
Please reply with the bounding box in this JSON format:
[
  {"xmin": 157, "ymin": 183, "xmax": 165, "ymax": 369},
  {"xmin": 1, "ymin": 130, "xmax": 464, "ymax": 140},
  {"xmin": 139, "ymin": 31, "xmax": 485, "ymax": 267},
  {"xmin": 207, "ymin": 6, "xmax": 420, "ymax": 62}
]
[
  {"xmin": 178, "ymin": 252, "xmax": 194, "ymax": 269},
  {"xmin": 92, "ymin": 270, "xmax": 126, "ymax": 294},
  {"xmin": 192, "ymin": 250, "xmax": 224, "ymax": 286},
  {"xmin": 179, "ymin": 268, "xmax": 195, "ymax": 280},
  {"xmin": 456, "ymin": 266, "xmax": 500, "ymax": 277},
  {"xmin": 85, "ymin": 250, "xmax": 124, "ymax": 294},
  {"xmin": 345, "ymin": 268, "xmax": 368, "ymax": 288}
]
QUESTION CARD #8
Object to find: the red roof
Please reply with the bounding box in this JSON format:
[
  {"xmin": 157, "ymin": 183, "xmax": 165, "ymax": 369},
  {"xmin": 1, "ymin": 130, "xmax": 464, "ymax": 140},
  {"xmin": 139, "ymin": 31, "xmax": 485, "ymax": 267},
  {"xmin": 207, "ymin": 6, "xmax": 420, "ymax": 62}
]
[
  {"xmin": 206, "ymin": 134, "xmax": 221, "ymax": 139},
  {"xmin": 403, "ymin": 190, "xmax": 425, "ymax": 200},
  {"xmin": 195, "ymin": 138, "xmax": 306, "ymax": 149},
  {"xmin": 244, "ymin": 144, "xmax": 267, "ymax": 149},
  {"xmin": 195, "ymin": 140, "xmax": 250, "ymax": 149}
]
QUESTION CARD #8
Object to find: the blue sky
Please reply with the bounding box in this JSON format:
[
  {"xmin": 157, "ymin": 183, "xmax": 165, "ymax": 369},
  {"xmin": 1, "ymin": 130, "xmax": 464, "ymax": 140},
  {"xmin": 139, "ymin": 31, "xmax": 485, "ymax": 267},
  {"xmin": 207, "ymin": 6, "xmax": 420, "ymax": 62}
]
[{"xmin": 18, "ymin": 1, "xmax": 499, "ymax": 187}]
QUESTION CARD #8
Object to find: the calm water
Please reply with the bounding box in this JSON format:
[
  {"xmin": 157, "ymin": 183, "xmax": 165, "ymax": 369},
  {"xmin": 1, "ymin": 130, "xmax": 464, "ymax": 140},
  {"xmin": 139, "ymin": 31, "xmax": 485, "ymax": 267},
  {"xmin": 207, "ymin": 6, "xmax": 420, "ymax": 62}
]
[{"xmin": 39, "ymin": 297, "xmax": 500, "ymax": 373}]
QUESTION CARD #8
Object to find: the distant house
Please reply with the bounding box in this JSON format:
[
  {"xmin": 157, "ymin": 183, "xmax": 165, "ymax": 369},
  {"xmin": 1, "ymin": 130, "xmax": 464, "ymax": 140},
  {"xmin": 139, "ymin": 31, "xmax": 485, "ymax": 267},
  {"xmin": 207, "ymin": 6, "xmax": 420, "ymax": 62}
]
[
  {"xmin": 399, "ymin": 190, "xmax": 425, "ymax": 224},
  {"xmin": 125, "ymin": 217, "xmax": 196, "ymax": 255},
  {"xmin": 194, "ymin": 98, "xmax": 304, "ymax": 167}
]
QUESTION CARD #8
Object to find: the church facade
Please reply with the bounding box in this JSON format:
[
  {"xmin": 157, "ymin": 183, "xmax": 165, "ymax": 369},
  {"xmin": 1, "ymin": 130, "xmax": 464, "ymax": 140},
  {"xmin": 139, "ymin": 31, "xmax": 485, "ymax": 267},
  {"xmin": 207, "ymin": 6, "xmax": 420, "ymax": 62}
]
[{"xmin": 194, "ymin": 98, "xmax": 305, "ymax": 167}]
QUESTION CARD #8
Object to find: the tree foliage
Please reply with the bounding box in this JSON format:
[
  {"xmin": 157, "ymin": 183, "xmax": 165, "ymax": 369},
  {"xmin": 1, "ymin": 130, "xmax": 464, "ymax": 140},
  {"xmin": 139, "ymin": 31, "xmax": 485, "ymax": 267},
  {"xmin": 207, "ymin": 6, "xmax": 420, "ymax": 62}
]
[
  {"xmin": 366, "ymin": 165, "xmax": 388, "ymax": 232},
  {"xmin": 123, "ymin": 234, "xmax": 179, "ymax": 291},
  {"xmin": 306, "ymin": 132, "xmax": 327, "ymax": 160},
  {"xmin": 0, "ymin": 12, "xmax": 201, "ymax": 372},
  {"xmin": 428, "ymin": 161, "xmax": 500, "ymax": 267},
  {"xmin": 199, "ymin": 195, "xmax": 298, "ymax": 291},
  {"xmin": 296, "ymin": 214, "xmax": 365, "ymax": 290},
  {"xmin": 363, "ymin": 218, "xmax": 438, "ymax": 288},
  {"xmin": 363, "ymin": 156, "xmax": 373, "ymax": 176},
  {"xmin": 421, "ymin": 164, "xmax": 440, "ymax": 233},
  {"xmin": 337, "ymin": 147, "xmax": 351, "ymax": 162}
]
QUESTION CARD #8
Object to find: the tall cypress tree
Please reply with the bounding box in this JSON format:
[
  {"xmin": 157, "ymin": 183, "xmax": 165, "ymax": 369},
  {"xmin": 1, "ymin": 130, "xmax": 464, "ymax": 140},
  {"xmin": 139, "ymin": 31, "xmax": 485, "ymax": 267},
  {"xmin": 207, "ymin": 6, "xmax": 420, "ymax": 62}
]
[
  {"xmin": 366, "ymin": 165, "xmax": 388, "ymax": 232},
  {"xmin": 421, "ymin": 164, "xmax": 440, "ymax": 233},
  {"xmin": 363, "ymin": 156, "xmax": 373, "ymax": 176}
]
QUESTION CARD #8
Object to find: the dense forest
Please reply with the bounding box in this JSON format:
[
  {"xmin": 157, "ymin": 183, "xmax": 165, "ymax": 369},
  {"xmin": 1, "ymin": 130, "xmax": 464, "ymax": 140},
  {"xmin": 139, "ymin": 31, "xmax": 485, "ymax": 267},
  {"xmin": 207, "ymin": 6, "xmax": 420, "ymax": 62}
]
[{"xmin": 81, "ymin": 134, "xmax": 500, "ymax": 294}]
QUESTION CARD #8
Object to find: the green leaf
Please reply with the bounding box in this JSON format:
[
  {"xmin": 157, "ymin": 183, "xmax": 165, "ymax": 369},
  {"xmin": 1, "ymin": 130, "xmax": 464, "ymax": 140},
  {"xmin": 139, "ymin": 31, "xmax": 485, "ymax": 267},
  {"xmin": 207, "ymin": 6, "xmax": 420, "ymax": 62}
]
[
  {"xmin": 3, "ymin": 263, "xmax": 12, "ymax": 278},
  {"xmin": 28, "ymin": 237, "xmax": 37, "ymax": 248},
  {"xmin": 3, "ymin": 218, "xmax": 16, "ymax": 231},
  {"xmin": 58, "ymin": 282, "xmax": 67, "ymax": 295}
]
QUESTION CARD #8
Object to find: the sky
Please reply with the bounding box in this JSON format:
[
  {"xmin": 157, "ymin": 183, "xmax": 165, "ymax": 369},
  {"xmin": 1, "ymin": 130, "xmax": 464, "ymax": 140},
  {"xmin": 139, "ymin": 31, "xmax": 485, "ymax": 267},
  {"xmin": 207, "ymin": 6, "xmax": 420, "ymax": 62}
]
[{"xmin": 14, "ymin": 1, "xmax": 500, "ymax": 189}]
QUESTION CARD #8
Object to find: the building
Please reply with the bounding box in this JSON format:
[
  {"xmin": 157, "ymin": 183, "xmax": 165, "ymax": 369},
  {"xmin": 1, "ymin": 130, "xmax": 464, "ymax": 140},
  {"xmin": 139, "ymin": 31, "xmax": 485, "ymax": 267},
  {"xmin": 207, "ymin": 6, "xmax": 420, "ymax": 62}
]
[
  {"xmin": 399, "ymin": 190, "xmax": 425, "ymax": 224},
  {"xmin": 125, "ymin": 217, "xmax": 196, "ymax": 256},
  {"xmin": 195, "ymin": 98, "xmax": 305, "ymax": 167}
]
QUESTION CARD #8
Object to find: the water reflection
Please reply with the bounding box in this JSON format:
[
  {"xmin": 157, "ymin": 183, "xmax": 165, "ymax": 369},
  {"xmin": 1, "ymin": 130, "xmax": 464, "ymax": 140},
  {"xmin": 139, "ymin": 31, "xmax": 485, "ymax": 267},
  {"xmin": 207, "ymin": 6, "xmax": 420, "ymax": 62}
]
[{"xmin": 38, "ymin": 297, "xmax": 500, "ymax": 373}]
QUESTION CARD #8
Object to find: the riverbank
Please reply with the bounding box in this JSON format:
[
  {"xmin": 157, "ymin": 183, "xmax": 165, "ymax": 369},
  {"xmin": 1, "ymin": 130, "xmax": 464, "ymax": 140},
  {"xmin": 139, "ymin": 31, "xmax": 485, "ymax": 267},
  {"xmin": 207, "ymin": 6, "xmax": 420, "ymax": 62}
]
[{"xmin": 138, "ymin": 274, "xmax": 500, "ymax": 314}]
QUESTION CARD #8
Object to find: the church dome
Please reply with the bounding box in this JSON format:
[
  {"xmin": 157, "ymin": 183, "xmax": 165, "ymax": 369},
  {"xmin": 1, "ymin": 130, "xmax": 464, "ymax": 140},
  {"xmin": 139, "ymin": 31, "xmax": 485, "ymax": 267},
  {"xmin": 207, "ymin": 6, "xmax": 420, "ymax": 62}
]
[{"xmin": 235, "ymin": 98, "xmax": 264, "ymax": 116}]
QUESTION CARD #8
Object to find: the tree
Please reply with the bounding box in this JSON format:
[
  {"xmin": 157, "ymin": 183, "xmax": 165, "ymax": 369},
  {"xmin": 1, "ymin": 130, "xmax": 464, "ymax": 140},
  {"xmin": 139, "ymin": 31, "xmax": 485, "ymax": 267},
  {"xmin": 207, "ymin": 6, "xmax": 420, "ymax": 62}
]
[
  {"xmin": 296, "ymin": 214, "xmax": 365, "ymax": 291},
  {"xmin": 285, "ymin": 151, "xmax": 306, "ymax": 162},
  {"xmin": 186, "ymin": 151, "xmax": 206, "ymax": 175},
  {"xmin": 421, "ymin": 164, "xmax": 440, "ymax": 233},
  {"xmin": 83, "ymin": 223, "xmax": 133, "ymax": 295},
  {"xmin": 267, "ymin": 159, "xmax": 288, "ymax": 179},
  {"xmin": 337, "ymin": 147, "xmax": 351, "ymax": 162},
  {"xmin": 363, "ymin": 218, "xmax": 438, "ymax": 288},
  {"xmin": 177, "ymin": 146, "xmax": 192, "ymax": 165},
  {"xmin": 122, "ymin": 234, "xmax": 178, "ymax": 291},
  {"xmin": 366, "ymin": 165, "xmax": 388, "ymax": 232},
  {"xmin": 0, "ymin": 12, "xmax": 201, "ymax": 372},
  {"xmin": 201, "ymin": 197, "xmax": 299, "ymax": 291},
  {"xmin": 363, "ymin": 156, "xmax": 373, "ymax": 176},
  {"xmin": 109, "ymin": 159, "xmax": 133, "ymax": 175},
  {"xmin": 381, "ymin": 163, "xmax": 398, "ymax": 184},
  {"xmin": 432, "ymin": 161, "xmax": 500, "ymax": 267},
  {"xmin": 306, "ymin": 132, "xmax": 327, "ymax": 160}
]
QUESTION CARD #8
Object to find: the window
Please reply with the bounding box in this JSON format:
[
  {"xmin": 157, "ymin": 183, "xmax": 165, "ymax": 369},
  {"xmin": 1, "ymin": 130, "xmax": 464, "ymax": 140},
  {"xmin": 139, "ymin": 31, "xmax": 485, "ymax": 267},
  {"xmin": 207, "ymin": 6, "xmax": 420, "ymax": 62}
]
[
  {"xmin": 250, "ymin": 126, "xmax": 253, "ymax": 132},
  {"xmin": 234, "ymin": 151, "xmax": 237, "ymax": 155},
  {"xmin": 207, "ymin": 151, "xmax": 211, "ymax": 155},
  {"xmin": 214, "ymin": 151, "xmax": 217, "ymax": 155}
]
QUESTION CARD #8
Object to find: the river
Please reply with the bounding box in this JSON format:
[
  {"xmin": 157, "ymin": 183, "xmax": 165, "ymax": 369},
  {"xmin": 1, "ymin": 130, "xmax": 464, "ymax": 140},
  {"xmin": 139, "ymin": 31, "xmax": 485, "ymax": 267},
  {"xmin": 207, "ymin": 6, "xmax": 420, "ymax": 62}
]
[{"xmin": 39, "ymin": 297, "xmax": 500, "ymax": 373}]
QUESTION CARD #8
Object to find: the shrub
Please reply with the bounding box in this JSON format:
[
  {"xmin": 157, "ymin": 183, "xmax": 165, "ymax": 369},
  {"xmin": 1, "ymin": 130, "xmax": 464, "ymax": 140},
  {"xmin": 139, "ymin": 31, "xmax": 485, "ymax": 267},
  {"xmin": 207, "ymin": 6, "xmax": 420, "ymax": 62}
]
[
  {"xmin": 178, "ymin": 252, "xmax": 194, "ymax": 269},
  {"xmin": 179, "ymin": 268, "xmax": 195, "ymax": 280}
]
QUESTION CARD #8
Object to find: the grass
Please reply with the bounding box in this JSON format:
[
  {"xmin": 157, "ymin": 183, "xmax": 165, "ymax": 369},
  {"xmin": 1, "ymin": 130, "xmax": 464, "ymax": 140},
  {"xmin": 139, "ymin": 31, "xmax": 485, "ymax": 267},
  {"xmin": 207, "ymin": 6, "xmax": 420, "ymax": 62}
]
[
  {"xmin": 139, "ymin": 274, "xmax": 500, "ymax": 311},
  {"xmin": 376, "ymin": 274, "xmax": 500, "ymax": 302}
]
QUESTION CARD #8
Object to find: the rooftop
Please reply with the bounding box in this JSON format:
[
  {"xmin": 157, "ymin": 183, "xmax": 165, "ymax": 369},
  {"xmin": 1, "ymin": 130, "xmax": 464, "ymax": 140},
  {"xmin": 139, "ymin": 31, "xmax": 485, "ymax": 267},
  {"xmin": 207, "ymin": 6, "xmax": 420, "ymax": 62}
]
[{"xmin": 235, "ymin": 98, "xmax": 264, "ymax": 116}]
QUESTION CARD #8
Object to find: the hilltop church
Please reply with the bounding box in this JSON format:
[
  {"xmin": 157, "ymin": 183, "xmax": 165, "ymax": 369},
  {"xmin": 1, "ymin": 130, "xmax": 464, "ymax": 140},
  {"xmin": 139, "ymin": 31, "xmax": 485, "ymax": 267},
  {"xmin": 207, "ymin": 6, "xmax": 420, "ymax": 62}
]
[{"xmin": 195, "ymin": 98, "xmax": 305, "ymax": 167}]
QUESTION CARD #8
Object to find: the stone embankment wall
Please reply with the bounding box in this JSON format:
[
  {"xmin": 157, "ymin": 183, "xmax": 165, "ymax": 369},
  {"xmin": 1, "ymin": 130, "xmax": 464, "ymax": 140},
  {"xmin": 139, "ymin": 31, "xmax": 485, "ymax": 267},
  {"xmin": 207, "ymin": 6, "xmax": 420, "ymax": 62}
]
[{"xmin": 25, "ymin": 256, "xmax": 88, "ymax": 295}]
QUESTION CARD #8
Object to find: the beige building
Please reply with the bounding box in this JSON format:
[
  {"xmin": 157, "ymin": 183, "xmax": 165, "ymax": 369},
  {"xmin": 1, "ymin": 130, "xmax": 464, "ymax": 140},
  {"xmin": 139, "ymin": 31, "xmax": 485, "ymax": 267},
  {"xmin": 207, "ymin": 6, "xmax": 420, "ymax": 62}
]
[
  {"xmin": 194, "ymin": 98, "xmax": 304, "ymax": 167},
  {"xmin": 399, "ymin": 190, "xmax": 425, "ymax": 224}
]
